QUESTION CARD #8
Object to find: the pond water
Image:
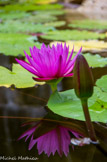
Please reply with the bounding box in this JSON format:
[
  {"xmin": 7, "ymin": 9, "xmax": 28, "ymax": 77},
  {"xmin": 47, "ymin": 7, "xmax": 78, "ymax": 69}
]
[{"xmin": 0, "ymin": 1, "xmax": 107, "ymax": 162}]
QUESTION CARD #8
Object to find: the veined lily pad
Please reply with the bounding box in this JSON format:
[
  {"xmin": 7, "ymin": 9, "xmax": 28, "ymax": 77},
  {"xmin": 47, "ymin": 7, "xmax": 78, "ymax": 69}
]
[
  {"xmin": 0, "ymin": 21, "xmax": 55, "ymax": 33},
  {"xmin": 0, "ymin": 33, "xmax": 41, "ymax": 56},
  {"xmin": 0, "ymin": 64, "xmax": 45, "ymax": 88},
  {"xmin": 68, "ymin": 19, "xmax": 107, "ymax": 30},
  {"xmin": 83, "ymin": 53, "xmax": 107, "ymax": 68},
  {"xmin": 41, "ymin": 30, "xmax": 106, "ymax": 41},
  {"xmin": 47, "ymin": 87, "xmax": 107, "ymax": 123},
  {"xmin": 96, "ymin": 75, "xmax": 107, "ymax": 93}
]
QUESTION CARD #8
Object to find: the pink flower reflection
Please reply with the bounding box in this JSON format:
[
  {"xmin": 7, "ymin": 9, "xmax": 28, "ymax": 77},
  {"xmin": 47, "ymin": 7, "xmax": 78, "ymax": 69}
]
[
  {"xmin": 18, "ymin": 125, "xmax": 82, "ymax": 157},
  {"xmin": 16, "ymin": 43, "xmax": 82, "ymax": 81}
]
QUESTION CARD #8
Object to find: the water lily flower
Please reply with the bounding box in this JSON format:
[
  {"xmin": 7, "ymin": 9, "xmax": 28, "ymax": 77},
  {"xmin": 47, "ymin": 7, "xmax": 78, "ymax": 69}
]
[
  {"xmin": 16, "ymin": 43, "xmax": 82, "ymax": 82},
  {"xmin": 18, "ymin": 124, "xmax": 82, "ymax": 157}
]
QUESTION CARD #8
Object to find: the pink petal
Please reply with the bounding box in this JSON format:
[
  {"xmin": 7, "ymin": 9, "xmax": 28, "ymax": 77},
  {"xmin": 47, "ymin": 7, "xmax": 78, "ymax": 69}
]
[{"xmin": 15, "ymin": 58, "xmax": 39, "ymax": 77}]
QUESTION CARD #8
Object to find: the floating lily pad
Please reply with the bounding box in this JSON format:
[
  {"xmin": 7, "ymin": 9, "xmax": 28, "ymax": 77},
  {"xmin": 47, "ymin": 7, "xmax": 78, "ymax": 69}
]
[
  {"xmin": 0, "ymin": 3, "xmax": 63, "ymax": 12},
  {"xmin": 20, "ymin": 9, "xmax": 65, "ymax": 23},
  {"xmin": 0, "ymin": 33, "xmax": 41, "ymax": 56},
  {"xmin": 0, "ymin": 64, "xmax": 45, "ymax": 88},
  {"xmin": 96, "ymin": 75, "xmax": 107, "ymax": 93},
  {"xmin": 47, "ymin": 87, "xmax": 107, "ymax": 123},
  {"xmin": 0, "ymin": 21, "xmax": 55, "ymax": 33},
  {"xmin": 68, "ymin": 19, "xmax": 107, "ymax": 30},
  {"xmin": 19, "ymin": 0, "xmax": 57, "ymax": 4},
  {"xmin": 50, "ymin": 40, "xmax": 107, "ymax": 52},
  {"xmin": 0, "ymin": 11, "xmax": 31, "ymax": 20},
  {"xmin": 21, "ymin": 13, "xmax": 57, "ymax": 23},
  {"xmin": 44, "ymin": 21, "xmax": 66, "ymax": 27},
  {"xmin": 35, "ymin": 10, "xmax": 65, "ymax": 16},
  {"xmin": 84, "ymin": 54, "xmax": 107, "ymax": 68},
  {"xmin": 34, "ymin": 0, "xmax": 57, "ymax": 4},
  {"xmin": 50, "ymin": 42, "xmax": 107, "ymax": 68},
  {"xmin": 41, "ymin": 30, "xmax": 106, "ymax": 41}
]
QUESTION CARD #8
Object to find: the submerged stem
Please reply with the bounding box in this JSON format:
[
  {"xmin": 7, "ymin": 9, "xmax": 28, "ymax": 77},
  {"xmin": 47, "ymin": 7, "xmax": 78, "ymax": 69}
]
[{"xmin": 81, "ymin": 99, "xmax": 97, "ymax": 142}]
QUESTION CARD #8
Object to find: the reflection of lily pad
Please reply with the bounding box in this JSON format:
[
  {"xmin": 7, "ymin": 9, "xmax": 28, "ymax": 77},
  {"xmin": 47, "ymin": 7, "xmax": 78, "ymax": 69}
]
[
  {"xmin": 50, "ymin": 40, "xmax": 107, "ymax": 52},
  {"xmin": 68, "ymin": 19, "xmax": 107, "ymax": 30},
  {"xmin": 48, "ymin": 87, "xmax": 107, "ymax": 123},
  {"xmin": 96, "ymin": 75, "xmax": 107, "ymax": 92},
  {"xmin": 41, "ymin": 30, "xmax": 106, "ymax": 41},
  {"xmin": 0, "ymin": 64, "xmax": 45, "ymax": 88},
  {"xmin": 0, "ymin": 33, "xmax": 41, "ymax": 56},
  {"xmin": 0, "ymin": 3, "xmax": 63, "ymax": 12},
  {"xmin": 0, "ymin": 21, "xmax": 55, "ymax": 33}
]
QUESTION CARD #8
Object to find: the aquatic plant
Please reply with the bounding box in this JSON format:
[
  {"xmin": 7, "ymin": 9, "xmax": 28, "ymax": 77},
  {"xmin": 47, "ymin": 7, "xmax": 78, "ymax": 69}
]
[
  {"xmin": 73, "ymin": 54, "xmax": 97, "ymax": 142},
  {"xmin": 16, "ymin": 43, "xmax": 82, "ymax": 82}
]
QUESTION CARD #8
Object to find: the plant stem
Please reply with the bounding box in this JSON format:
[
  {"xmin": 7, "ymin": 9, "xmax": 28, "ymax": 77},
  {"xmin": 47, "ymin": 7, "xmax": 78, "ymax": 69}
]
[
  {"xmin": 50, "ymin": 83, "xmax": 57, "ymax": 93},
  {"xmin": 81, "ymin": 99, "xmax": 97, "ymax": 142}
]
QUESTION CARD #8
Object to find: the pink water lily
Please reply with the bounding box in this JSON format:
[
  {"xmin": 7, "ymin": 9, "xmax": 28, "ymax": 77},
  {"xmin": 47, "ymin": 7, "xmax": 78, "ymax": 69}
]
[
  {"xmin": 18, "ymin": 124, "xmax": 82, "ymax": 157},
  {"xmin": 16, "ymin": 43, "xmax": 82, "ymax": 81}
]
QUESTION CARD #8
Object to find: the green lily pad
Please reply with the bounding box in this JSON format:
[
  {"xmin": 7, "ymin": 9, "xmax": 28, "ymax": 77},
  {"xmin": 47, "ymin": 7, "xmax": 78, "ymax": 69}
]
[
  {"xmin": 21, "ymin": 13, "xmax": 57, "ymax": 23},
  {"xmin": 44, "ymin": 21, "xmax": 66, "ymax": 27},
  {"xmin": 0, "ymin": 21, "xmax": 55, "ymax": 33},
  {"xmin": 68, "ymin": 19, "xmax": 107, "ymax": 30},
  {"xmin": 0, "ymin": 33, "xmax": 41, "ymax": 56},
  {"xmin": 0, "ymin": 3, "xmax": 63, "ymax": 12},
  {"xmin": 96, "ymin": 75, "xmax": 107, "ymax": 92},
  {"xmin": 20, "ymin": 10, "xmax": 65, "ymax": 23},
  {"xmin": 47, "ymin": 87, "xmax": 107, "ymax": 123},
  {"xmin": 0, "ymin": 64, "xmax": 45, "ymax": 88},
  {"xmin": 41, "ymin": 30, "xmax": 106, "ymax": 41},
  {"xmin": 36, "ymin": 10, "xmax": 65, "ymax": 16},
  {"xmin": 0, "ymin": 11, "xmax": 31, "ymax": 20},
  {"xmin": 84, "ymin": 53, "xmax": 107, "ymax": 68}
]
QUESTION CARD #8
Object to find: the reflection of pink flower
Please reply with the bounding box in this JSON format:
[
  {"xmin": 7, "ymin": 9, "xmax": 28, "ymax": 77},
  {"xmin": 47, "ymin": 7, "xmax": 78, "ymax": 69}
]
[
  {"xmin": 16, "ymin": 43, "xmax": 82, "ymax": 81},
  {"xmin": 18, "ymin": 125, "xmax": 82, "ymax": 157}
]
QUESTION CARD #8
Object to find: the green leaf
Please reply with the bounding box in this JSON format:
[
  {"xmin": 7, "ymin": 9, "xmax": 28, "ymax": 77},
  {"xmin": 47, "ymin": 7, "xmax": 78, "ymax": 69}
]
[
  {"xmin": 0, "ymin": 21, "xmax": 55, "ymax": 33},
  {"xmin": 22, "ymin": 10, "xmax": 65, "ymax": 23},
  {"xmin": 41, "ymin": 30, "xmax": 106, "ymax": 41},
  {"xmin": 0, "ymin": 33, "xmax": 41, "ymax": 56},
  {"xmin": 44, "ymin": 21, "xmax": 66, "ymax": 27},
  {"xmin": 0, "ymin": 64, "xmax": 45, "ymax": 88},
  {"xmin": 35, "ymin": 10, "xmax": 65, "ymax": 16},
  {"xmin": 47, "ymin": 87, "xmax": 107, "ymax": 123},
  {"xmin": 96, "ymin": 75, "xmax": 107, "ymax": 92},
  {"xmin": 68, "ymin": 19, "xmax": 107, "ymax": 30},
  {"xmin": 0, "ymin": 3, "xmax": 63, "ymax": 12},
  {"xmin": 0, "ymin": 11, "xmax": 31, "ymax": 20},
  {"xmin": 84, "ymin": 53, "xmax": 107, "ymax": 68},
  {"xmin": 21, "ymin": 13, "xmax": 57, "ymax": 23}
]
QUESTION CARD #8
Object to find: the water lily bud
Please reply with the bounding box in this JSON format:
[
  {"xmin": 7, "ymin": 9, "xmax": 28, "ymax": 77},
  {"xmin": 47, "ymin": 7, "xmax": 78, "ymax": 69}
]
[{"xmin": 73, "ymin": 54, "xmax": 94, "ymax": 99}]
